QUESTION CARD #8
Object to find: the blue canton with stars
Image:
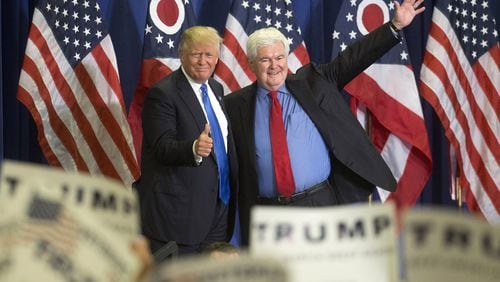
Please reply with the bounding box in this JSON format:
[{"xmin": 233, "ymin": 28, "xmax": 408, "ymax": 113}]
[
  {"xmin": 142, "ymin": 1, "xmax": 196, "ymax": 60},
  {"xmin": 232, "ymin": 0, "xmax": 304, "ymax": 51},
  {"xmin": 331, "ymin": 0, "xmax": 410, "ymax": 65},
  {"xmin": 436, "ymin": 0, "xmax": 498, "ymax": 64},
  {"xmin": 40, "ymin": 0, "xmax": 108, "ymax": 67}
]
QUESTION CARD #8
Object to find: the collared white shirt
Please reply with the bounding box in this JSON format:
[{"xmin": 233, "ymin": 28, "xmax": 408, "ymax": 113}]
[{"xmin": 182, "ymin": 67, "xmax": 228, "ymax": 152}]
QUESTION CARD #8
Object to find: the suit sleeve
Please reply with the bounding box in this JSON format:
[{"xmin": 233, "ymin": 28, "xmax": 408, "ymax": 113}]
[
  {"xmin": 317, "ymin": 22, "xmax": 400, "ymax": 89},
  {"xmin": 141, "ymin": 86, "xmax": 197, "ymax": 166}
]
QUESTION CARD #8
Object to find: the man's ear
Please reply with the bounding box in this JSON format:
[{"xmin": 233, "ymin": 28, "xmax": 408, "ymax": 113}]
[{"xmin": 248, "ymin": 60, "xmax": 256, "ymax": 72}]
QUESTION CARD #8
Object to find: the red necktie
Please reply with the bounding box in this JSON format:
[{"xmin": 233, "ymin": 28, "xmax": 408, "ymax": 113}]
[{"xmin": 268, "ymin": 91, "xmax": 295, "ymax": 197}]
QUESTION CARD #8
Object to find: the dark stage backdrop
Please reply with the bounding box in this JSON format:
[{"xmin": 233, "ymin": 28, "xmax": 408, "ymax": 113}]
[{"xmin": 2, "ymin": 0, "xmax": 499, "ymax": 207}]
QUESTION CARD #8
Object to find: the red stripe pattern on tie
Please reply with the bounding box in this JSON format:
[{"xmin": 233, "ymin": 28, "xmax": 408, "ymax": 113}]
[{"xmin": 268, "ymin": 91, "xmax": 295, "ymax": 197}]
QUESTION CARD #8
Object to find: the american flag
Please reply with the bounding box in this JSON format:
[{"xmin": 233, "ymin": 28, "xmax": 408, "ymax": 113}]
[
  {"xmin": 127, "ymin": 0, "xmax": 196, "ymax": 161},
  {"xmin": 214, "ymin": 0, "xmax": 310, "ymax": 94},
  {"xmin": 20, "ymin": 195, "xmax": 79, "ymax": 254},
  {"xmin": 420, "ymin": 0, "xmax": 499, "ymax": 221},
  {"xmin": 17, "ymin": 0, "xmax": 139, "ymax": 187},
  {"xmin": 331, "ymin": 0, "xmax": 432, "ymax": 208}
]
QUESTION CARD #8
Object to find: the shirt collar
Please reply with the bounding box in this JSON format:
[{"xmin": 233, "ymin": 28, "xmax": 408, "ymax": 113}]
[
  {"xmin": 181, "ymin": 66, "xmax": 205, "ymax": 91},
  {"xmin": 256, "ymin": 84, "xmax": 289, "ymax": 99}
]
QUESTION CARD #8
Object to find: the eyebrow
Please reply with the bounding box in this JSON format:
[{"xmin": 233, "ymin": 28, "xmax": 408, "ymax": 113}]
[{"xmin": 258, "ymin": 54, "xmax": 285, "ymax": 60}]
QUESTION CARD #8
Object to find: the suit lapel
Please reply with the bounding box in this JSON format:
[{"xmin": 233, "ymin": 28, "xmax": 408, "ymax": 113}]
[
  {"xmin": 286, "ymin": 79, "xmax": 335, "ymax": 149},
  {"xmin": 208, "ymin": 79, "xmax": 225, "ymax": 110},
  {"xmin": 175, "ymin": 70, "xmax": 206, "ymax": 132},
  {"xmin": 239, "ymin": 85, "xmax": 258, "ymax": 177}
]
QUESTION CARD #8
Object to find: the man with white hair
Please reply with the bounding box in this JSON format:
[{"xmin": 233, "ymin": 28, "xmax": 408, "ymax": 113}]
[{"xmin": 224, "ymin": 0, "xmax": 425, "ymax": 246}]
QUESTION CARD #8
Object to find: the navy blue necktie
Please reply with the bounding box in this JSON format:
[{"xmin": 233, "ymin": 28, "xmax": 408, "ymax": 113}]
[{"xmin": 201, "ymin": 83, "xmax": 230, "ymax": 205}]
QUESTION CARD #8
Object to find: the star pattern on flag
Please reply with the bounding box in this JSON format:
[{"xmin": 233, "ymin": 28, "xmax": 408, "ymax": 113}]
[
  {"xmin": 142, "ymin": 0, "xmax": 196, "ymax": 59},
  {"xmin": 20, "ymin": 196, "xmax": 80, "ymax": 254},
  {"xmin": 331, "ymin": 0, "xmax": 409, "ymax": 64},
  {"xmin": 237, "ymin": 0, "xmax": 304, "ymax": 51},
  {"xmin": 18, "ymin": 0, "xmax": 140, "ymax": 185},
  {"xmin": 330, "ymin": 0, "xmax": 433, "ymax": 208},
  {"xmin": 127, "ymin": 0, "xmax": 196, "ymax": 162},
  {"xmin": 442, "ymin": 0, "xmax": 498, "ymax": 60},
  {"xmin": 420, "ymin": 0, "xmax": 499, "ymax": 221},
  {"xmin": 214, "ymin": 0, "xmax": 309, "ymax": 94},
  {"xmin": 42, "ymin": 0, "xmax": 105, "ymax": 66}
]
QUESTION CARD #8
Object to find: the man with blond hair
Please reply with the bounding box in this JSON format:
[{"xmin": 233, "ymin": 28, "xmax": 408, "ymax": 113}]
[{"xmin": 137, "ymin": 26, "xmax": 238, "ymax": 255}]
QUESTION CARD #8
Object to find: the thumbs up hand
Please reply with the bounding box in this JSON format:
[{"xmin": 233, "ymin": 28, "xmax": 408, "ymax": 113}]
[{"xmin": 195, "ymin": 123, "xmax": 213, "ymax": 157}]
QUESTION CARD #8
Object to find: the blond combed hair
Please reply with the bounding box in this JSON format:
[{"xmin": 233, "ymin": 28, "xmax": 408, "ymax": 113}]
[{"xmin": 179, "ymin": 26, "xmax": 223, "ymax": 55}]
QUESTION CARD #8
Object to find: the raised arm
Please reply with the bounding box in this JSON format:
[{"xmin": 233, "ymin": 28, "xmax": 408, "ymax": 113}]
[{"xmin": 391, "ymin": 0, "xmax": 426, "ymax": 30}]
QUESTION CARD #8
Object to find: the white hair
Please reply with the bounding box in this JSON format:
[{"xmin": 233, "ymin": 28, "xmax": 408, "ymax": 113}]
[{"xmin": 246, "ymin": 27, "xmax": 290, "ymax": 62}]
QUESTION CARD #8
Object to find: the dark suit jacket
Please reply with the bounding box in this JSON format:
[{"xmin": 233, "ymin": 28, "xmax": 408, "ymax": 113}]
[
  {"xmin": 224, "ymin": 23, "xmax": 399, "ymax": 246},
  {"xmin": 137, "ymin": 69, "xmax": 238, "ymax": 246}
]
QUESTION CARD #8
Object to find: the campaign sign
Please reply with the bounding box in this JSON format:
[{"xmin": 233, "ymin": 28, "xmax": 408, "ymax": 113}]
[
  {"xmin": 403, "ymin": 208, "xmax": 500, "ymax": 282},
  {"xmin": 250, "ymin": 203, "xmax": 398, "ymax": 282},
  {"xmin": 0, "ymin": 160, "xmax": 141, "ymax": 282},
  {"xmin": 156, "ymin": 254, "xmax": 288, "ymax": 282}
]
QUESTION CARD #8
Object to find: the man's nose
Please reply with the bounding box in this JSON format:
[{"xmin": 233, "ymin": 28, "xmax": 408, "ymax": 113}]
[{"xmin": 269, "ymin": 58, "xmax": 279, "ymax": 67}]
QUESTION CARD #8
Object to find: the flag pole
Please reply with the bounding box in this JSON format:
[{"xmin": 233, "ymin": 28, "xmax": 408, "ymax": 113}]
[
  {"xmin": 452, "ymin": 157, "xmax": 462, "ymax": 211},
  {"xmin": 366, "ymin": 110, "xmax": 373, "ymax": 205},
  {"xmin": 455, "ymin": 171, "xmax": 462, "ymax": 211}
]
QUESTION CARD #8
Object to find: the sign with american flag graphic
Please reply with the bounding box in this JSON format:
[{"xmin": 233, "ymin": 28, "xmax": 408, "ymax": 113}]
[{"xmin": 0, "ymin": 160, "xmax": 141, "ymax": 281}]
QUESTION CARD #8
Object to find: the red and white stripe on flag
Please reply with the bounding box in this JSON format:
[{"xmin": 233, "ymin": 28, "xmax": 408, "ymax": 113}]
[
  {"xmin": 214, "ymin": 0, "xmax": 309, "ymax": 94},
  {"xmin": 347, "ymin": 63, "xmax": 432, "ymax": 209},
  {"xmin": 127, "ymin": 57, "xmax": 181, "ymax": 161},
  {"xmin": 332, "ymin": 0, "xmax": 432, "ymax": 209},
  {"xmin": 420, "ymin": 1, "xmax": 500, "ymax": 222},
  {"xmin": 17, "ymin": 2, "xmax": 139, "ymax": 187}
]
